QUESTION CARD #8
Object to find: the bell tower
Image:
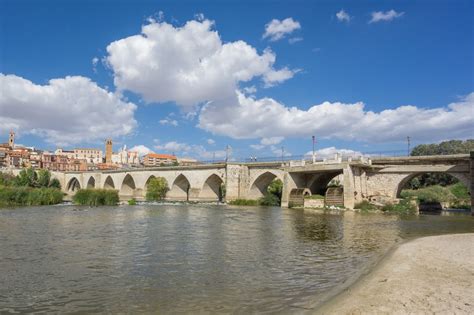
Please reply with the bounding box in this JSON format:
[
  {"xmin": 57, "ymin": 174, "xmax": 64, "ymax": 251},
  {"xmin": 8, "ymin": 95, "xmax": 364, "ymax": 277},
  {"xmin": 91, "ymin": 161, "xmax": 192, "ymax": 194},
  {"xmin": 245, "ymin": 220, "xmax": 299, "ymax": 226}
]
[
  {"xmin": 105, "ymin": 139, "xmax": 113, "ymax": 164},
  {"xmin": 8, "ymin": 130, "xmax": 15, "ymax": 148}
]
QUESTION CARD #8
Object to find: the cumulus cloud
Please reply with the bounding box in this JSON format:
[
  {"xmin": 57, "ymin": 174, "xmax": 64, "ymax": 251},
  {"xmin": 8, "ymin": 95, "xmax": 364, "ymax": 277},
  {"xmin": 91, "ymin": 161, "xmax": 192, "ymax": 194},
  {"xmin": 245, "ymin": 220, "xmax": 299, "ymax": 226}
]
[
  {"xmin": 336, "ymin": 9, "xmax": 351, "ymax": 23},
  {"xmin": 129, "ymin": 145, "xmax": 154, "ymax": 156},
  {"xmin": 106, "ymin": 18, "xmax": 296, "ymax": 110},
  {"xmin": 92, "ymin": 57, "xmax": 99, "ymax": 73},
  {"xmin": 199, "ymin": 91, "xmax": 474, "ymax": 143},
  {"xmin": 207, "ymin": 138, "xmax": 215, "ymax": 145},
  {"xmin": 0, "ymin": 74, "xmax": 137, "ymax": 146},
  {"xmin": 159, "ymin": 118, "xmax": 178, "ymax": 126},
  {"xmin": 369, "ymin": 10, "xmax": 404, "ymax": 23},
  {"xmin": 263, "ymin": 17, "xmax": 301, "ymax": 42}
]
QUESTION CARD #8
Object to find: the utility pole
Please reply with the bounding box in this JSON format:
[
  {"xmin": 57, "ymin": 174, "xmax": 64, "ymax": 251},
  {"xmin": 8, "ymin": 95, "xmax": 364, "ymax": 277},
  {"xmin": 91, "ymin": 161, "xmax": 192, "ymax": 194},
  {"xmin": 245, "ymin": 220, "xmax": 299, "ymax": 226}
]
[
  {"xmin": 225, "ymin": 145, "xmax": 230, "ymax": 163},
  {"xmin": 407, "ymin": 136, "xmax": 411, "ymax": 156},
  {"xmin": 312, "ymin": 135, "xmax": 316, "ymax": 163}
]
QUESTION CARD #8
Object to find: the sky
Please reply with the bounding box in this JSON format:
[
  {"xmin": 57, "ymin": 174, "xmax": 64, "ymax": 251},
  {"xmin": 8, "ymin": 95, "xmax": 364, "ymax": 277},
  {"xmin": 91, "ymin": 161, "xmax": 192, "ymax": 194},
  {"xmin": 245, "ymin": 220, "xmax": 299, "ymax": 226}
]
[{"xmin": 1, "ymin": 0, "xmax": 473, "ymax": 160}]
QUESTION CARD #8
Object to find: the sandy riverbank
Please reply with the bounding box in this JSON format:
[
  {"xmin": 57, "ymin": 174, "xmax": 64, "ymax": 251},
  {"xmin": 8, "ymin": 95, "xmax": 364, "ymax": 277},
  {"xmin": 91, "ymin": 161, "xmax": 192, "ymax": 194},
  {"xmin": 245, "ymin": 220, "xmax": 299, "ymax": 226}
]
[{"xmin": 316, "ymin": 233, "xmax": 474, "ymax": 314}]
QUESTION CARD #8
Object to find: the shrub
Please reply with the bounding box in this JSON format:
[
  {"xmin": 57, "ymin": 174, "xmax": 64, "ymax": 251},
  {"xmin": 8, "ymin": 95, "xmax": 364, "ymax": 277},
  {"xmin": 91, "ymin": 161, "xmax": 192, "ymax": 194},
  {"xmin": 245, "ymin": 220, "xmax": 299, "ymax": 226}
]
[
  {"xmin": 128, "ymin": 198, "xmax": 137, "ymax": 205},
  {"xmin": 449, "ymin": 182, "xmax": 469, "ymax": 199},
  {"xmin": 0, "ymin": 186, "xmax": 63, "ymax": 206},
  {"xmin": 228, "ymin": 199, "xmax": 260, "ymax": 206},
  {"xmin": 354, "ymin": 200, "xmax": 378, "ymax": 211},
  {"xmin": 72, "ymin": 189, "xmax": 119, "ymax": 206},
  {"xmin": 381, "ymin": 199, "xmax": 417, "ymax": 215},
  {"xmin": 400, "ymin": 185, "xmax": 454, "ymax": 203},
  {"xmin": 146, "ymin": 177, "xmax": 169, "ymax": 201},
  {"xmin": 259, "ymin": 193, "xmax": 280, "ymax": 206}
]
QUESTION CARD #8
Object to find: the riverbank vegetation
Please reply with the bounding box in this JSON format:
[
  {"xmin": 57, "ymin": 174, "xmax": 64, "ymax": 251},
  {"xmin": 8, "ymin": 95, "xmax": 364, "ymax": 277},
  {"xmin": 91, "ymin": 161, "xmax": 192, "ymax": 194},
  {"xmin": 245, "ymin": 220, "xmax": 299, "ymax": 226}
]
[
  {"xmin": 146, "ymin": 177, "xmax": 169, "ymax": 201},
  {"xmin": 72, "ymin": 189, "xmax": 119, "ymax": 206},
  {"xmin": 228, "ymin": 179, "xmax": 283, "ymax": 207},
  {"xmin": 0, "ymin": 168, "xmax": 63, "ymax": 206}
]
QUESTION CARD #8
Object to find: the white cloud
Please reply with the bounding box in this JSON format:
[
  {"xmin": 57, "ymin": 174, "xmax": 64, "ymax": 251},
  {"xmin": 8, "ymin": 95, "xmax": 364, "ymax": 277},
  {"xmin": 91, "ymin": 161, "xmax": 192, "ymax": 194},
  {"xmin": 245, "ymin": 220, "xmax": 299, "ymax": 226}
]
[
  {"xmin": 250, "ymin": 144, "xmax": 265, "ymax": 150},
  {"xmin": 263, "ymin": 17, "xmax": 301, "ymax": 42},
  {"xmin": 305, "ymin": 147, "xmax": 362, "ymax": 158},
  {"xmin": 0, "ymin": 74, "xmax": 137, "ymax": 146},
  {"xmin": 288, "ymin": 37, "xmax": 303, "ymax": 44},
  {"xmin": 261, "ymin": 136, "xmax": 284, "ymax": 146},
  {"xmin": 155, "ymin": 140, "xmax": 225, "ymax": 159},
  {"xmin": 336, "ymin": 9, "xmax": 351, "ymax": 23},
  {"xmin": 207, "ymin": 138, "xmax": 215, "ymax": 145},
  {"xmin": 92, "ymin": 57, "xmax": 99, "ymax": 73},
  {"xmin": 242, "ymin": 85, "xmax": 257, "ymax": 95},
  {"xmin": 159, "ymin": 118, "xmax": 178, "ymax": 126},
  {"xmin": 369, "ymin": 10, "xmax": 404, "ymax": 23},
  {"xmin": 129, "ymin": 145, "xmax": 154, "ymax": 156},
  {"xmin": 198, "ymin": 91, "xmax": 474, "ymax": 143},
  {"xmin": 106, "ymin": 18, "xmax": 296, "ymax": 110}
]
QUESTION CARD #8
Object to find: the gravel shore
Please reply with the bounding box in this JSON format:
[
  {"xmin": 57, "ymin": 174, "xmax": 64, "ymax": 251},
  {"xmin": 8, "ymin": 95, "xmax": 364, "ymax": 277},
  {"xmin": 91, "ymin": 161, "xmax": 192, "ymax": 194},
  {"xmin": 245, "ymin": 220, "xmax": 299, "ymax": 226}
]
[{"xmin": 317, "ymin": 233, "xmax": 474, "ymax": 314}]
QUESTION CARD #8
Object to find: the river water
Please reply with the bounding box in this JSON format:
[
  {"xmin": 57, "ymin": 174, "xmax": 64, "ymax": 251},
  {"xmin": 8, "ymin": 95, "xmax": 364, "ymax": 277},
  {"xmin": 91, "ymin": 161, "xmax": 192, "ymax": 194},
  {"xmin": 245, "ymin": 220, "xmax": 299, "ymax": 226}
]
[{"xmin": 0, "ymin": 204, "xmax": 473, "ymax": 314}]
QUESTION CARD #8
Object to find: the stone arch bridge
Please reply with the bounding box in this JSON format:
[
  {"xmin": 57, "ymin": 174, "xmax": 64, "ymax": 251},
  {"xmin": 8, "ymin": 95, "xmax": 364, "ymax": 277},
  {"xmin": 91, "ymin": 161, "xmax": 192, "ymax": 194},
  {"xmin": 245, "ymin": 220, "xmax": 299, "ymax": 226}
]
[{"xmin": 47, "ymin": 154, "xmax": 473, "ymax": 211}]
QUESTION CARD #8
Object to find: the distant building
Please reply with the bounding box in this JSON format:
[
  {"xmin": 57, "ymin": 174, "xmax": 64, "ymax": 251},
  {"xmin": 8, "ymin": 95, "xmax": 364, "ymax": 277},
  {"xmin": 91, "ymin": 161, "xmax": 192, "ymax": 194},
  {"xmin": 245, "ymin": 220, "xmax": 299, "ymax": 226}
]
[
  {"xmin": 72, "ymin": 148, "xmax": 103, "ymax": 164},
  {"xmin": 143, "ymin": 153, "xmax": 177, "ymax": 167},
  {"xmin": 111, "ymin": 145, "xmax": 140, "ymax": 166},
  {"xmin": 105, "ymin": 139, "xmax": 113, "ymax": 164},
  {"xmin": 178, "ymin": 157, "xmax": 199, "ymax": 166}
]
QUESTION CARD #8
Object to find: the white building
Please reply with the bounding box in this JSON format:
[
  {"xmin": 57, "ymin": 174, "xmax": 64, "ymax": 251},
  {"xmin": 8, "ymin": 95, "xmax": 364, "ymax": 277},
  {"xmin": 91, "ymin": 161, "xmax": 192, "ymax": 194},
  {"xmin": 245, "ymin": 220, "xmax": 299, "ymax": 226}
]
[{"xmin": 111, "ymin": 145, "xmax": 140, "ymax": 166}]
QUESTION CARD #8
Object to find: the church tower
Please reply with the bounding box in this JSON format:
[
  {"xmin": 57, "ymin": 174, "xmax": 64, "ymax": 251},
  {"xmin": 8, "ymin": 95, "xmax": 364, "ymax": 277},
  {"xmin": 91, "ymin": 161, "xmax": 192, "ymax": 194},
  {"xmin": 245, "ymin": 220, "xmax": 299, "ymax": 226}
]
[
  {"xmin": 8, "ymin": 130, "xmax": 15, "ymax": 148},
  {"xmin": 105, "ymin": 139, "xmax": 113, "ymax": 164}
]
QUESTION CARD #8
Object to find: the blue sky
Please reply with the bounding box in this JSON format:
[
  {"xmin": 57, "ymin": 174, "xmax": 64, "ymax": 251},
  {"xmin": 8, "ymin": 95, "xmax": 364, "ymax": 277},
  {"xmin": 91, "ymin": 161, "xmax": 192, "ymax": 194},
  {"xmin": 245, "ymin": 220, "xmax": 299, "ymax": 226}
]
[{"xmin": 1, "ymin": 0, "xmax": 473, "ymax": 160}]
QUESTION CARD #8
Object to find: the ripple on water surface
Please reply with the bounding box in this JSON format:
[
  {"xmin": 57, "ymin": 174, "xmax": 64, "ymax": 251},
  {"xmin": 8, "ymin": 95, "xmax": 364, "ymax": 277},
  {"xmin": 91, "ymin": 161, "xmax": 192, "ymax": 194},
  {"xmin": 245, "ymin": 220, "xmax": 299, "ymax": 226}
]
[{"xmin": 0, "ymin": 205, "xmax": 473, "ymax": 313}]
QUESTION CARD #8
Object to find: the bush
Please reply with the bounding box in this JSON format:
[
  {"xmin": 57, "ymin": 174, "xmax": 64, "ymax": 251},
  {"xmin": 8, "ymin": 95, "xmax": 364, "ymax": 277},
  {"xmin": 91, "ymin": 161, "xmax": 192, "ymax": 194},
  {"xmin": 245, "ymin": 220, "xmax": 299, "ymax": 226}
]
[
  {"xmin": 449, "ymin": 182, "xmax": 469, "ymax": 199},
  {"xmin": 354, "ymin": 200, "xmax": 378, "ymax": 211},
  {"xmin": 128, "ymin": 198, "xmax": 137, "ymax": 205},
  {"xmin": 259, "ymin": 193, "xmax": 280, "ymax": 206},
  {"xmin": 146, "ymin": 177, "xmax": 169, "ymax": 201},
  {"xmin": 400, "ymin": 185, "xmax": 454, "ymax": 203},
  {"xmin": 0, "ymin": 186, "xmax": 63, "ymax": 206},
  {"xmin": 72, "ymin": 189, "xmax": 119, "ymax": 206},
  {"xmin": 228, "ymin": 199, "xmax": 260, "ymax": 206},
  {"xmin": 381, "ymin": 199, "xmax": 417, "ymax": 215}
]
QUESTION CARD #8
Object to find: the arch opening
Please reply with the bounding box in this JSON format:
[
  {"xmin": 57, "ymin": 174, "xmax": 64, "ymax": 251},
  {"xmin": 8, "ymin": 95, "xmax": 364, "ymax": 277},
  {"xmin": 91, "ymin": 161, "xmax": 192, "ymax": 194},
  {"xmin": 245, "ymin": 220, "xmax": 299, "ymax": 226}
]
[
  {"xmin": 248, "ymin": 172, "xmax": 279, "ymax": 199},
  {"xmin": 104, "ymin": 176, "xmax": 115, "ymax": 189},
  {"xmin": 396, "ymin": 172, "xmax": 469, "ymax": 199},
  {"xmin": 67, "ymin": 177, "xmax": 81, "ymax": 192},
  {"xmin": 120, "ymin": 174, "xmax": 136, "ymax": 197},
  {"xmin": 200, "ymin": 174, "xmax": 224, "ymax": 201},
  {"xmin": 308, "ymin": 171, "xmax": 343, "ymax": 196},
  {"xmin": 86, "ymin": 176, "xmax": 96, "ymax": 188},
  {"xmin": 168, "ymin": 174, "xmax": 191, "ymax": 201}
]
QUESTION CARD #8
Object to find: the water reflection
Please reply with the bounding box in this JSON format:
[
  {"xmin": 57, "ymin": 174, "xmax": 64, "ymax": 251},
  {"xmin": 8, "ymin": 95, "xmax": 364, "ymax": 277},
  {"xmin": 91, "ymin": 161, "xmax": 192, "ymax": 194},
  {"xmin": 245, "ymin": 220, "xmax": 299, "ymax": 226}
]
[{"xmin": 0, "ymin": 205, "xmax": 472, "ymax": 313}]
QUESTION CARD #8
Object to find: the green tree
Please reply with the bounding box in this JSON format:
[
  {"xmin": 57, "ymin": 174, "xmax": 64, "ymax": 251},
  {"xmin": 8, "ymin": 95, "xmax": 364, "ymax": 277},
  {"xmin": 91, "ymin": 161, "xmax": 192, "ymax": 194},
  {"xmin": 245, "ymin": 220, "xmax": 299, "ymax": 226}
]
[
  {"xmin": 267, "ymin": 179, "xmax": 283, "ymax": 200},
  {"xmin": 48, "ymin": 178, "xmax": 61, "ymax": 189},
  {"xmin": 14, "ymin": 168, "xmax": 38, "ymax": 187},
  {"xmin": 37, "ymin": 169, "xmax": 51, "ymax": 188},
  {"xmin": 146, "ymin": 177, "xmax": 169, "ymax": 201}
]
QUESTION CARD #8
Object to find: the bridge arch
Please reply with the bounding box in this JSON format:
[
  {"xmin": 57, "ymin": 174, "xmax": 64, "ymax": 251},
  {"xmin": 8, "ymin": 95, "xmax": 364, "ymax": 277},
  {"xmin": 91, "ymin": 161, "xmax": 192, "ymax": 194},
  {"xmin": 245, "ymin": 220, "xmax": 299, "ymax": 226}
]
[
  {"xmin": 394, "ymin": 172, "xmax": 470, "ymax": 198},
  {"xmin": 248, "ymin": 171, "xmax": 282, "ymax": 199},
  {"xmin": 86, "ymin": 176, "xmax": 96, "ymax": 188},
  {"xmin": 66, "ymin": 177, "xmax": 81, "ymax": 193},
  {"xmin": 104, "ymin": 175, "xmax": 115, "ymax": 189},
  {"xmin": 168, "ymin": 174, "xmax": 191, "ymax": 201},
  {"xmin": 120, "ymin": 174, "xmax": 137, "ymax": 198},
  {"xmin": 200, "ymin": 174, "xmax": 224, "ymax": 201},
  {"xmin": 307, "ymin": 171, "xmax": 343, "ymax": 196}
]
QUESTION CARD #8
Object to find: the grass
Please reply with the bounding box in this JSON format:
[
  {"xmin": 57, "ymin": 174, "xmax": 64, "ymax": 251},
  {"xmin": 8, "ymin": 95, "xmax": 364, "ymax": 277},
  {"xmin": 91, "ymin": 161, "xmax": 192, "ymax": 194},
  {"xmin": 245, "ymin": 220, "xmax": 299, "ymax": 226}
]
[
  {"xmin": 381, "ymin": 199, "xmax": 418, "ymax": 215},
  {"xmin": 72, "ymin": 189, "xmax": 119, "ymax": 206},
  {"xmin": 0, "ymin": 186, "xmax": 63, "ymax": 206},
  {"xmin": 354, "ymin": 200, "xmax": 378, "ymax": 212}
]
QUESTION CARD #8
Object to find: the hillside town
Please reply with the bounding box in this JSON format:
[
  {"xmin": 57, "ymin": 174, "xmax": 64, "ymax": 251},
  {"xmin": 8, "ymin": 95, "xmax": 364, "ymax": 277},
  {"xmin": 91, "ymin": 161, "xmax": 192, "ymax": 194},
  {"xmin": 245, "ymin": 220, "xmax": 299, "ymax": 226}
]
[{"xmin": 0, "ymin": 131, "xmax": 197, "ymax": 171}]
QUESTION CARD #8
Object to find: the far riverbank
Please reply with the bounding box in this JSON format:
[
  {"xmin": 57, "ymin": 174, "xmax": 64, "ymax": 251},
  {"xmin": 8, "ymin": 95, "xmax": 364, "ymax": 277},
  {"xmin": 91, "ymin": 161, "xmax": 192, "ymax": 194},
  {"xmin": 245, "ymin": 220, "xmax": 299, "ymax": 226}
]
[{"xmin": 316, "ymin": 233, "xmax": 474, "ymax": 314}]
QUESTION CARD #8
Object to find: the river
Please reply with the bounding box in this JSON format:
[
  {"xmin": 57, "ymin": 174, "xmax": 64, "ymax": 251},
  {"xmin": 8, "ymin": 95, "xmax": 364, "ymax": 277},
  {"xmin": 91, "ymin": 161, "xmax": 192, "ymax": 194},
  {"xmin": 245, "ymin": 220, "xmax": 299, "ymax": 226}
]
[{"xmin": 0, "ymin": 204, "xmax": 473, "ymax": 313}]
